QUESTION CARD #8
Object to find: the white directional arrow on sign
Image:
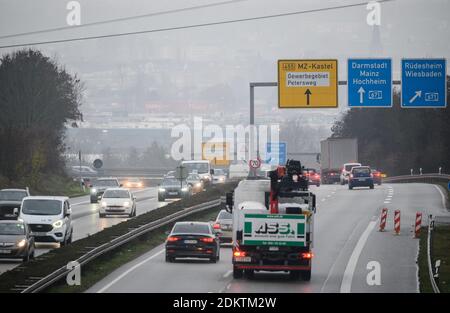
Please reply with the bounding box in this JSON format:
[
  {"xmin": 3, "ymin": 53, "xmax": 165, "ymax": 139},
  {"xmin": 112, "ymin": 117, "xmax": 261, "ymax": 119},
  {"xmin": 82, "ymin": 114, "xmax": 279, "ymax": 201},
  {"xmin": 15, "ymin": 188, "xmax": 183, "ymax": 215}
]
[
  {"xmin": 409, "ymin": 90, "xmax": 422, "ymax": 103},
  {"xmin": 358, "ymin": 87, "xmax": 365, "ymax": 104}
]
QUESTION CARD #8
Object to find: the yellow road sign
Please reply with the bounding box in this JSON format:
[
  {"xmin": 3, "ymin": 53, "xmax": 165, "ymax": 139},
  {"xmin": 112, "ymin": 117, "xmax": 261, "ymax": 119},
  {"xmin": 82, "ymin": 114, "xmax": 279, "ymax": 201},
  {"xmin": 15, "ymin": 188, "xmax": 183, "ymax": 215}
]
[
  {"xmin": 278, "ymin": 59, "xmax": 338, "ymax": 108},
  {"xmin": 202, "ymin": 142, "xmax": 230, "ymax": 166}
]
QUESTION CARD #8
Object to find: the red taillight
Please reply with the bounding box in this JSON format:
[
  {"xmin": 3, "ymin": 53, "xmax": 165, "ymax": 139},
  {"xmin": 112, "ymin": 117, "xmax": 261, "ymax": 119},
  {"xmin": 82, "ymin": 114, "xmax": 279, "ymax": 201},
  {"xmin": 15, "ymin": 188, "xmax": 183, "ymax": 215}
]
[
  {"xmin": 233, "ymin": 250, "xmax": 246, "ymax": 257},
  {"xmin": 350, "ymin": 174, "xmax": 354, "ymax": 179},
  {"xmin": 167, "ymin": 236, "xmax": 179, "ymax": 242},
  {"xmin": 200, "ymin": 237, "xmax": 214, "ymax": 243},
  {"xmin": 213, "ymin": 223, "xmax": 221, "ymax": 230},
  {"xmin": 314, "ymin": 174, "xmax": 320, "ymax": 179},
  {"xmin": 301, "ymin": 252, "xmax": 314, "ymax": 259}
]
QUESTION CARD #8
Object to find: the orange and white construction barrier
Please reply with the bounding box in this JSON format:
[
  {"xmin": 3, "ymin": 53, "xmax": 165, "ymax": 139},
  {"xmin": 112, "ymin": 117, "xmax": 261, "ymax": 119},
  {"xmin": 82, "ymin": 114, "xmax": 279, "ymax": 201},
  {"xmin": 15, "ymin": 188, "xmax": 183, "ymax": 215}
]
[
  {"xmin": 414, "ymin": 212, "xmax": 422, "ymax": 238},
  {"xmin": 394, "ymin": 210, "xmax": 401, "ymax": 235},
  {"xmin": 379, "ymin": 208, "xmax": 388, "ymax": 231}
]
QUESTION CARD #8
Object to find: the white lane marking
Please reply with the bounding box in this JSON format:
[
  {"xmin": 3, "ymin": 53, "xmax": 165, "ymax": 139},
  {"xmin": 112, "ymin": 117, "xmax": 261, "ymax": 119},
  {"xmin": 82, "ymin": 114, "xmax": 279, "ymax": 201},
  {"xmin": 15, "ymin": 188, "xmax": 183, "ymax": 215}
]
[
  {"xmin": 97, "ymin": 249, "xmax": 165, "ymax": 293},
  {"xmin": 321, "ymin": 199, "xmax": 326, "ymax": 202},
  {"xmin": 223, "ymin": 270, "xmax": 232, "ymax": 278},
  {"xmin": 340, "ymin": 220, "xmax": 377, "ymax": 293},
  {"xmin": 433, "ymin": 185, "xmax": 448, "ymax": 212},
  {"xmin": 327, "ymin": 195, "xmax": 331, "ymax": 198},
  {"xmin": 384, "ymin": 201, "xmax": 390, "ymax": 204}
]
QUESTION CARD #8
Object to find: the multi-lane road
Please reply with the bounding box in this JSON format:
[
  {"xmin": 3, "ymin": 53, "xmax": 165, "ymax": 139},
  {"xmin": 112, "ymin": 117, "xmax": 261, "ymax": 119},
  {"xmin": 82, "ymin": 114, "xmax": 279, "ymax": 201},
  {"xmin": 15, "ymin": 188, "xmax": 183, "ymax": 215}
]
[
  {"xmin": 87, "ymin": 183, "xmax": 449, "ymax": 293},
  {"xmin": 0, "ymin": 186, "xmax": 168, "ymax": 275}
]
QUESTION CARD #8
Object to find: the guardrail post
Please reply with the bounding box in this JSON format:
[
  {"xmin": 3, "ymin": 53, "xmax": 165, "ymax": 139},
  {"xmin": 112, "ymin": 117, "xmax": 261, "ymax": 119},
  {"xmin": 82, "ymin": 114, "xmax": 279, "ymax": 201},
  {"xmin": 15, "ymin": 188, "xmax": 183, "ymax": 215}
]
[
  {"xmin": 439, "ymin": 167, "xmax": 442, "ymax": 175},
  {"xmin": 410, "ymin": 169, "xmax": 413, "ymax": 176},
  {"xmin": 420, "ymin": 168, "xmax": 423, "ymax": 175}
]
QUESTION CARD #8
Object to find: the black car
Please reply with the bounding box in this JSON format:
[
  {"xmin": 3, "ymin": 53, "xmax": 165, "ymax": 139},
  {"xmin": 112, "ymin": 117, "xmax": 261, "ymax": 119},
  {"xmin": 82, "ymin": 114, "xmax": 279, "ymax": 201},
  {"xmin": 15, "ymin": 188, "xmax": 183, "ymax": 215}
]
[
  {"xmin": 0, "ymin": 188, "xmax": 30, "ymax": 220},
  {"xmin": 348, "ymin": 166, "xmax": 374, "ymax": 190},
  {"xmin": 89, "ymin": 178, "xmax": 121, "ymax": 203},
  {"xmin": 158, "ymin": 178, "xmax": 192, "ymax": 202},
  {"xmin": 165, "ymin": 221, "xmax": 220, "ymax": 263},
  {"xmin": 0, "ymin": 220, "xmax": 35, "ymax": 262}
]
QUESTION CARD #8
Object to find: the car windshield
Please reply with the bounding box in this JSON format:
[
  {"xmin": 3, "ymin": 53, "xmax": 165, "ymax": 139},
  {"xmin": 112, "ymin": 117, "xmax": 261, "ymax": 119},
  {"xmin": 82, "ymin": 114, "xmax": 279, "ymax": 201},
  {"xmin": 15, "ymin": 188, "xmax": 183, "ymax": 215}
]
[
  {"xmin": 0, "ymin": 223, "xmax": 25, "ymax": 235},
  {"xmin": 182, "ymin": 163, "xmax": 209, "ymax": 174},
  {"xmin": 214, "ymin": 169, "xmax": 225, "ymax": 175},
  {"xmin": 103, "ymin": 190, "xmax": 130, "ymax": 198},
  {"xmin": 345, "ymin": 164, "xmax": 360, "ymax": 171},
  {"xmin": 162, "ymin": 178, "xmax": 183, "ymax": 186},
  {"xmin": 187, "ymin": 174, "xmax": 199, "ymax": 180},
  {"xmin": 353, "ymin": 168, "xmax": 371, "ymax": 175},
  {"xmin": 0, "ymin": 190, "xmax": 27, "ymax": 201},
  {"xmin": 93, "ymin": 180, "xmax": 119, "ymax": 187},
  {"xmin": 218, "ymin": 211, "xmax": 232, "ymax": 220},
  {"xmin": 172, "ymin": 223, "xmax": 210, "ymax": 234},
  {"xmin": 21, "ymin": 200, "xmax": 61, "ymax": 215}
]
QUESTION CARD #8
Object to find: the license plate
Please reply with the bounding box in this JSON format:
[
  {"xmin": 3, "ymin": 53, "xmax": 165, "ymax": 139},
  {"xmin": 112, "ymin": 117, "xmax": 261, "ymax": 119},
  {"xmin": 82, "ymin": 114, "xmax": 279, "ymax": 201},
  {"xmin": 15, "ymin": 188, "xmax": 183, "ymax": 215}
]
[
  {"xmin": 168, "ymin": 192, "xmax": 178, "ymax": 195},
  {"xmin": 269, "ymin": 246, "xmax": 279, "ymax": 251},
  {"xmin": 184, "ymin": 240, "xmax": 197, "ymax": 244},
  {"xmin": 357, "ymin": 178, "xmax": 367, "ymax": 181},
  {"xmin": 32, "ymin": 232, "xmax": 47, "ymax": 236},
  {"xmin": 0, "ymin": 249, "xmax": 10, "ymax": 254},
  {"xmin": 235, "ymin": 256, "xmax": 251, "ymax": 262},
  {"xmin": 222, "ymin": 225, "xmax": 231, "ymax": 231}
]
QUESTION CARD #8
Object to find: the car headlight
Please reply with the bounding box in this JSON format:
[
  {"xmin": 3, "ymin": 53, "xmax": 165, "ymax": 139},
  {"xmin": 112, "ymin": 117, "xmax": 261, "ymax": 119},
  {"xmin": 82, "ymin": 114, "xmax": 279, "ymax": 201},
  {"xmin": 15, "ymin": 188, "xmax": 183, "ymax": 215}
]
[
  {"xmin": 16, "ymin": 239, "xmax": 27, "ymax": 248},
  {"xmin": 195, "ymin": 182, "xmax": 202, "ymax": 188},
  {"xmin": 159, "ymin": 188, "xmax": 166, "ymax": 192},
  {"xmin": 123, "ymin": 201, "xmax": 130, "ymax": 207},
  {"xmin": 138, "ymin": 183, "xmax": 142, "ymax": 187},
  {"xmin": 219, "ymin": 177, "xmax": 225, "ymax": 181},
  {"xmin": 101, "ymin": 201, "xmax": 107, "ymax": 207},
  {"xmin": 91, "ymin": 188, "xmax": 97, "ymax": 193},
  {"xmin": 181, "ymin": 187, "xmax": 188, "ymax": 192},
  {"xmin": 52, "ymin": 220, "xmax": 64, "ymax": 228}
]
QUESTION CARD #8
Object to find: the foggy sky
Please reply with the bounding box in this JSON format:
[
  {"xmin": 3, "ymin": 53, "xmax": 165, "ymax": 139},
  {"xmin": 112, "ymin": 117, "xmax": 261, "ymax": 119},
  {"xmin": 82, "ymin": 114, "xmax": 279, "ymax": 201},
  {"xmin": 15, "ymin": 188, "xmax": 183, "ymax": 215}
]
[{"xmin": 0, "ymin": 0, "xmax": 449, "ymax": 119}]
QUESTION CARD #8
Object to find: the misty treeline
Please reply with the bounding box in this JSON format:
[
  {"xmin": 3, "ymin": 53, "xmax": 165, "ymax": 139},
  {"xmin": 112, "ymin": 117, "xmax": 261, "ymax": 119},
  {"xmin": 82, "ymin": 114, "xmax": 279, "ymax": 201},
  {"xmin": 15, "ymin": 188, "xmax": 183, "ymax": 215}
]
[
  {"xmin": 331, "ymin": 83, "xmax": 450, "ymax": 176},
  {"xmin": 101, "ymin": 142, "xmax": 176, "ymax": 169},
  {"xmin": 0, "ymin": 49, "xmax": 83, "ymax": 188}
]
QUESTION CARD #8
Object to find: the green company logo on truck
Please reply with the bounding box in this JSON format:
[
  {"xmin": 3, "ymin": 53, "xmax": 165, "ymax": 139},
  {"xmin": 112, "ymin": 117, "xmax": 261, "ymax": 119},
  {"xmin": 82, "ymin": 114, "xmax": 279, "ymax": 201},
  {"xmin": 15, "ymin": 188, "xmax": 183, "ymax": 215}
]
[{"xmin": 243, "ymin": 214, "xmax": 306, "ymax": 247}]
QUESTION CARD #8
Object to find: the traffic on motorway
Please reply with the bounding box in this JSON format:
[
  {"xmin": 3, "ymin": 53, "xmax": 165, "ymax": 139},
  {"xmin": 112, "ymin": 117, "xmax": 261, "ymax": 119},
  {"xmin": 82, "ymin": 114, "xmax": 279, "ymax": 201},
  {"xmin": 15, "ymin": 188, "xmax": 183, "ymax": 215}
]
[{"xmin": 0, "ymin": 1, "xmax": 449, "ymax": 308}]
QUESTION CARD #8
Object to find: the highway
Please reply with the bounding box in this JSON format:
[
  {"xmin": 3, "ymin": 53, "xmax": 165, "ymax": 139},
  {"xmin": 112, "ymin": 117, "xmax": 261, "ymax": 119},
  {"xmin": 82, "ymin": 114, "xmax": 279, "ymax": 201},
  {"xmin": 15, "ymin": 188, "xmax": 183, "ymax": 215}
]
[
  {"xmin": 0, "ymin": 186, "xmax": 169, "ymax": 275},
  {"xmin": 88, "ymin": 183, "xmax": 449, "ymax": 293}
]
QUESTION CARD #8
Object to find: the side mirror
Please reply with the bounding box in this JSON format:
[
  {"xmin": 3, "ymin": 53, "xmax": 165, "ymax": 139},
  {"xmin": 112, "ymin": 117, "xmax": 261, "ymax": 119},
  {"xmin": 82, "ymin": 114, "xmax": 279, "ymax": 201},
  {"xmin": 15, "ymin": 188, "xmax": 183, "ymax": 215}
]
[
  {"xmin": 120, "ymin": 184, "xmax": 123, "ymax": 187},
  {"xmin": 13, "ymin": 208, "xmax": 19, "ymax": 216},
  {"xmin": 65, "ymin": 208, "xmax": 72, "ymax": 217},
  {"xmin": 312, "ymin": 194, "xmax": 316, "ymax": 214},
  {"xmin": 210, "ymin": 169, "xmax": 214, "ymax": 175}
]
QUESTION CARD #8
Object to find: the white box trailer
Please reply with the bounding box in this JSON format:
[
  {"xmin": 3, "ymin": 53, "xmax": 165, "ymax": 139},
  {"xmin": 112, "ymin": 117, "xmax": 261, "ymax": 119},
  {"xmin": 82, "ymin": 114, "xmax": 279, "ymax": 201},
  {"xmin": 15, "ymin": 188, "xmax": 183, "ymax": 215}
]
[{"xmin": 320, "ymin": 138, "xmax": 358, "ymax": 184}]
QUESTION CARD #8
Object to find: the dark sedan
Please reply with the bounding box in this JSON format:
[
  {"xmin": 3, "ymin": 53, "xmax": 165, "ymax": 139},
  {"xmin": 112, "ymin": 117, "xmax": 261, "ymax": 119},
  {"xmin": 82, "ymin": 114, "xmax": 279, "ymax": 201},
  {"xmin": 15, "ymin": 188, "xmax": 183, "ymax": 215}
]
[
  {"xmin": 349, "ymin": 166, "xmax": 374, "ymax": 190},
  {"xmin": 165, "ymin": 221, "xmax": 220, "ymax": 263},
  {"xmin": 0, "ymin": 220, "xmax": 35, "ymax": 262},
  {"xmin": 158, "ymin": 178, "xmax": 192, "ymax": 201}
]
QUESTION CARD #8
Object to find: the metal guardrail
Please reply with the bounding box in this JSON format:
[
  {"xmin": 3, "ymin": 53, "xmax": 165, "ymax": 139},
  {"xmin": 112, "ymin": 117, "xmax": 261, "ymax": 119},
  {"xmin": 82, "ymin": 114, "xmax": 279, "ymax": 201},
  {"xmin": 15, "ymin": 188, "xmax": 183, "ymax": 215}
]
[
  {"xmin": 383, "ymin": 173, "xmax": 450, "ymax": 183},
  {"xmin": 21, "ymin": 199, "xmax": 222, "ymax": 293},
  {"xmin": 427, "ymin": 218, "xmax": 440, "ymax": 293}
]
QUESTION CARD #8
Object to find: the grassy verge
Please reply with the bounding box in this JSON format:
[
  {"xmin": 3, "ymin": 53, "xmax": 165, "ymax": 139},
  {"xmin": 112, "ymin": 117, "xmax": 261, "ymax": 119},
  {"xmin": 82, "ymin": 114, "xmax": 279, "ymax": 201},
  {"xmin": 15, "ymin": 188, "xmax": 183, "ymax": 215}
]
[
  {"xmin": 418, "ymin": 225, "xmax": 450, "ymax": 293},
  {"xmin": 0, "ymin": 174, "xmax": 89, "ymax": 198},
  {"xmin": 46, "ymin": 208, "xmax": 221, "ymax": 293},
  {"xmin": 0, "ymin": 181, "xmax": 237, "ymax": 293}
]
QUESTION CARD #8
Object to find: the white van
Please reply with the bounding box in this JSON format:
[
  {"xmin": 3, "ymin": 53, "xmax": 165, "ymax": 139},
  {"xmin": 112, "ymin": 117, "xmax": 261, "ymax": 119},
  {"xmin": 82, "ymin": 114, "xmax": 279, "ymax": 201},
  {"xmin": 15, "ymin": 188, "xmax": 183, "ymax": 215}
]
[
  {"xmin": 19, "ymin": 196, "xmax": 73, "ymax": 246},
  {"xmin": 181, "ymin": 160, "xmax": 212, "ymax": 184}
]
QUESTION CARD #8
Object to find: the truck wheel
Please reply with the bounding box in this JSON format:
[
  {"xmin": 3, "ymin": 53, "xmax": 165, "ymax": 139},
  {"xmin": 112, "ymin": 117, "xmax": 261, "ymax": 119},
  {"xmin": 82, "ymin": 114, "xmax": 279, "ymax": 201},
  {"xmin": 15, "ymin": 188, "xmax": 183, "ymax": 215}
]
[
  {"xmin": 233, "ymin": 266, "xmax": 243, "ymax": 279},
  {"xmin": 348, "ymin": 185, "xmax": 353, "ymax": 190},
  {"xmin": 370, "ymin": 184, "xmax": 374, "ymax": 189},
  {"xmin": 165, "ymin": 255, "xmax": 174, "ymax": 263},
  {"xmin": 99, "ymin": 213, "xmax": 106, "ymax": 218},
  {"xmin": 289, "ymin": 270, "xmax": 300, "ymax": 280},
  {"xmin": 90, "ymin": 197, "xmax": 97, "ymax": 204},
  {"xmin": 301, "ymin": 270, "xmax": 312, "ymax": 281},
  {"xmin": 158, "ymin": 195, "xmax": 165, "ymax": 202}
]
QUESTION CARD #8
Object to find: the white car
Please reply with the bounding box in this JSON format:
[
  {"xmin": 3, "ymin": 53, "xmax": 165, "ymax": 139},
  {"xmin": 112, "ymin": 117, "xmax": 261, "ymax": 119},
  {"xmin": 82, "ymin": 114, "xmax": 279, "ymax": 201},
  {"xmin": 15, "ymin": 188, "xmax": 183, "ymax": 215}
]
[
  {"xmin": 99, "ymin": 188, "xmax": 136, "ymax": 218},
  {"xmin": 19, "ymin": 196, "xmax": 73, "ymax": 246},
  {"xmin": 340, "ymin": 162, "xmax": 362, "ymax": 185},
  {"xmin": 212, "ymin": 169, "xmax": 227, "ymax": 184}
]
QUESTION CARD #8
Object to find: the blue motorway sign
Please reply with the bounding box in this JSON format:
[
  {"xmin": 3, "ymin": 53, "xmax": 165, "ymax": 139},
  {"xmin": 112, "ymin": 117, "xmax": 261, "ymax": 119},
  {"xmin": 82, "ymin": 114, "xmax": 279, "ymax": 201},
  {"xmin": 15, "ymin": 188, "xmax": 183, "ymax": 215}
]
[
  {"xmin": 401, "ymin": 59, "xmax": 447, "ymax": 108},
  {"xmin": 348, "ymin": 59, "xmax": 392, "ymax": 107},
  {"xmin": 265, "ymin": 142, "xmax": 287, "ymax": 166}
]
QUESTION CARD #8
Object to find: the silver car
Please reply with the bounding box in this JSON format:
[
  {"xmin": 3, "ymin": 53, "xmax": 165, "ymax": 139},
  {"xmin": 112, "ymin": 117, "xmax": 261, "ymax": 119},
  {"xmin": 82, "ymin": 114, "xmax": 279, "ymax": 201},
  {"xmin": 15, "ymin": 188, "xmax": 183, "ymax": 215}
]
[{"xmin": 213, "ymin": 210, "xmax": 232, "ymax": 244}]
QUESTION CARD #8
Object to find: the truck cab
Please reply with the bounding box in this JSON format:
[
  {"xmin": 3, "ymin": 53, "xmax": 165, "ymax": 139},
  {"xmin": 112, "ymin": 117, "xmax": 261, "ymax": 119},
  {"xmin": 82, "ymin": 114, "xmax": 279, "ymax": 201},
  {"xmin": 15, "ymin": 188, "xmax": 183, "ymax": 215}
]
[{"xmin": 226, "ymin": 160, "xmax": 316, "ymax": 281}]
